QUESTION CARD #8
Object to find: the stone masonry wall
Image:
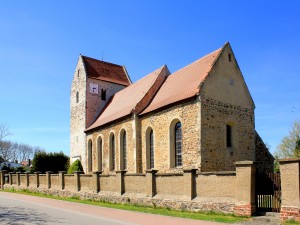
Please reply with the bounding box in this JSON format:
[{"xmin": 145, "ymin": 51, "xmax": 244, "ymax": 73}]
[
  {"xmin": 201, "ymin": 97, "xmax": 255, "ymax": 171},
  {"xmin": 140, "ymin": 99, "xmax": 201, "ymax": 172},
  {"xmin": 255, "ymin": 132, "xmax": 274, "ymax": 173},
  {"xmin": 86, "ymin": 117, "xmax": 137, "ymax": 174},
  {"xmin": 70, "ymin": 57, "xmax": 87, "ymax": 168}
]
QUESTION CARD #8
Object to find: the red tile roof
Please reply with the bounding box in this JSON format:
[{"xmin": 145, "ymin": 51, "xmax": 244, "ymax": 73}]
[
  {"xmin": 86, "ymin": 65, "xmax": 170, "ymax": 131},
  {"xmin": 82, "ymin": 55, "xmax": 131, "ymax": 86},
  {"xmin": 140, "ymin": 46, "xmax": 223, "ymax": 115}
]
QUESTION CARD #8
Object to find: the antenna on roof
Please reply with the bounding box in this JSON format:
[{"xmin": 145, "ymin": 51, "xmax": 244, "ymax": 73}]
[{"xmin": 101, "ymin": 52, "xmax": 103, "ymax": 61}]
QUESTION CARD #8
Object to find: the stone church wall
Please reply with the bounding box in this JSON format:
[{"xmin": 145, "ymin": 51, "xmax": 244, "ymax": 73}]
[
  {"xmin": 86, "ymin": 117, "xmax": 137, "ymax": 174},
  {"xmin": 140, "ymin": 98, "xmax": 201, "ymax": 172},
  {"xmin": 200, "ymin": 97, "xmax": 255, "ymax": 171}
]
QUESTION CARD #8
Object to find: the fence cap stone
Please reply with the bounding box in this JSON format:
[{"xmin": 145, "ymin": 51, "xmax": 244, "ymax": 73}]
[
  {"xmin": 93, "ymin": 171, "xmax": 102, "ymax": 174},
  {"xmin": 278, "ymin": 158, "xmax": 300, "ymax": 164},
  {"xmin": 183, "ymin": 168, "xmax": 198, "ymax": 173},
  {"xmin": 235, "ymin": 161, "xmax": 256, "ymax": 165},
  {"xmin": 116, "ymin": 170, "xmax": 127, "ymax": 174},
  {"xmin": 145, "ymin": 169, "xmax": 158, "ymax": 173}
]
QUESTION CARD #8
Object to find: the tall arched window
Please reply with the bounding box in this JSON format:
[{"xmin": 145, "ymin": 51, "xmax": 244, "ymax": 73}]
[
  {"xmin": 175, "ymin": 122, "xmax": 182, "ymax": 167},
  {"xmin": 76, "ymin": 91, "xmax": 79, "ymax": 103},
  {"xmin": 110, "ymin": 134, "xmax": 115, "ymax": 171},
  {"xmin": 88, "ymin": 139, "xmax": 93, "ymax": 172},
  {"xmin": 97, "ymin": 136, "xmax": 102, "ymax": 171},
  {"xmin": 122, "ymin": 131, "xmax": 127, "ymax": 170},
  {"xmin": 149, "ymin": 130, "xmax": 154, "ymax": 169}
]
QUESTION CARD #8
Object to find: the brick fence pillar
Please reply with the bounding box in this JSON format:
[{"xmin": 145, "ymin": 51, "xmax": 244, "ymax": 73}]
[
  {"xmin": 0, "ymin": 170, "xmax": 7, "ymax": 190},
  {"xmin": 46, "ymin": 171, "xmax": 53, "ymax": 189},
  {"xmin": 234, "ymin": 161, "xmax": 256, "ymax": 216},
  {"xmin": 116, "ymin": 170, "xmax": 126, "ymax": 195},
  {"xmin": 183, "ymin": 168, "xmax": 197, "ymax": 200},
  {"xmin": 93, "ymin": 171, "xmax": 102, "ymax": 193},
  {"xmin": 279, "ymin": 158, "xmax": 300, "ymax": 221},
  {"xmin": 146, "ymin": 169, "xmax": 158, "ymax": 197},
  {"xmin": 59, "ymin": 171, "xmax": 66, "ymax": 190}
]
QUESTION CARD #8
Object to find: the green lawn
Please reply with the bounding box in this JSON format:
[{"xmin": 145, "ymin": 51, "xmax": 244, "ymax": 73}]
[
  {"xmin": 285, "ymin": 220, "xmax": 300, "ymax": 225},
  {"xmin": 1, "ymin": 188, "xmax": 248, "ymax": 223}
]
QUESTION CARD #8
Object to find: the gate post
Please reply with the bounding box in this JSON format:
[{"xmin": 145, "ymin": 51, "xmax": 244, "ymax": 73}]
[
  {"xmin": 279, "ymin": 158, "xmax": 300, "ymax": 221},
  {"xmin": 234, "ymin": 161, "xmax": 256, "ymax": 216}
]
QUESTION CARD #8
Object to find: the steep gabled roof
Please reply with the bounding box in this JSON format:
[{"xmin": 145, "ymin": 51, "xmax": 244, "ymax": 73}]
[
  {"xmin": 86, "ymin": 65, "xmax": 170, "ymax": 131},
  {"xmin": 140, "ymin": 46, "xmax": 223, "ymax": 115},
  {"xmin": 81, "ymin": 55, "xmax": 131, "ymax": 86}
]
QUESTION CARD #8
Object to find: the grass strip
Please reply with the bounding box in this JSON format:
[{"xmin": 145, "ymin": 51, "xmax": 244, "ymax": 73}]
[
  {"xmin": 285, "ymin": 220, "xmax": 300, "ymax": 225},
  {"xmin": 1, "ymin": 188, "xmax": 247, "ymax": 223}
]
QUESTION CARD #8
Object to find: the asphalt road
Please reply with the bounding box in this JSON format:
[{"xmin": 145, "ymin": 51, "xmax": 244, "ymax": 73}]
[{"xmin": 0, "ymin": 192, "xmax": 227, "ymax": 225}]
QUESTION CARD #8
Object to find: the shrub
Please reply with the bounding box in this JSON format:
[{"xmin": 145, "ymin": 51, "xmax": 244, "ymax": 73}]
[
  {"xmin": 67, "ymin": 159, "xmax": 83, "ymax": 174},
  {"xmin": 31, "ymin": 151, "xmax": 69, "ymax": 173}
]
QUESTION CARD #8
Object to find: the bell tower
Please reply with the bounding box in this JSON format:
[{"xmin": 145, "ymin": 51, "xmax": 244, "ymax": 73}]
[{"xmin": 70, "ymin": 55, "xmax": 131, "ymax": 172}]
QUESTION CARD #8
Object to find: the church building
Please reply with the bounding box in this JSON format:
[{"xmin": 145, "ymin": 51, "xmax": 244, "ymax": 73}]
[{"xmin": 70, "ymin": 42, "xmax": 273, "ymax": 174}]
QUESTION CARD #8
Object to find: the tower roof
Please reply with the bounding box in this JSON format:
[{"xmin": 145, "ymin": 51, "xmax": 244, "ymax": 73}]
[{"xmin": 81, "ymin": 55, "xmax": 131, "ymax": 86}]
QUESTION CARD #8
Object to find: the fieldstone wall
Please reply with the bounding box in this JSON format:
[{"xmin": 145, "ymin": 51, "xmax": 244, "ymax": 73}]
[
  {"xmin": 200, "ymin": 97, "xmax": 255, "ymax": 171},
  {"xmin": 70, "ymin": 57, "xmax": 87, "ymax": 168},
  {"xmin": 140, "ymin": 99, "xmax": 201, "ymax": 173},
  {"xmin": 86, "ymin": 116, "xmax": 138, "ymax": 174},
  {"xmin": 255, "ymin": 132, "xmax": 274, "ymax": 173}
]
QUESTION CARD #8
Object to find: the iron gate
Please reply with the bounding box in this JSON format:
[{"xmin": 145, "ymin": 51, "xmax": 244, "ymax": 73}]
[{"xmin": 256, "ymin": 172, "xmax": 281, "ymax": 212}]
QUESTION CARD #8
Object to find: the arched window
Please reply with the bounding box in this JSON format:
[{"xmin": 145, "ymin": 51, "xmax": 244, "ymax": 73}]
[
  {"xmin": 88, "ymin": 139, "xmax": 93, "ymax": 172},
  {"xmin": 120, "ymin": 131, "xmax": 127, "ymax": 170},
  {"xmin": 146, "ymin": 127, "xmax": 155, "ymax": 169},
  {"xmin": 169, "ymin": 119, "xmax": 182, "ymax": 168},
  {"xmin": 97, "ymin": 136, "xmax": 102, "ymax": 171},
  {"xmin": 175, "ymin": 122, "xmax": 182, "ymax": 167},
  {"xmin": 149, "ymin": 130, "xmax": 154, "ymax": 169},
  {"xmin": 110, "ymin": 134, "xmax": 115, "ymax": 171},
  {"xmin": 76, "ymin": 91, "xmax": 79, "ymax": 103}
]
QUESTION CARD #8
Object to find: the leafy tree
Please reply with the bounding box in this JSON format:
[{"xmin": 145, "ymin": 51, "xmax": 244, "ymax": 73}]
[
  {"xmin": 67, "ymin": 159, "xmax": 83, "ymax": 174},
  {"xmin": 31, "ymin": 151, "xmax": 69, "ymax": 173},
  {"xmin": 275, "ymin": 121, "xmax": 300, "ymax": 159}
]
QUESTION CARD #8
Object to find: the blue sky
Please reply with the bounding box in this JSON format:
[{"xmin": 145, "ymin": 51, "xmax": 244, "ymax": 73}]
[{"xmin": 0, "ymin": 1, "xmax": 299, "ymax": 155}]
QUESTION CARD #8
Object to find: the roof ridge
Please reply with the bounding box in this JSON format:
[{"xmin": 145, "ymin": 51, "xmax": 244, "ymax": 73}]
[{"xmin": 81, "ymin": 55, "xmax": 123, "ymax": 68}]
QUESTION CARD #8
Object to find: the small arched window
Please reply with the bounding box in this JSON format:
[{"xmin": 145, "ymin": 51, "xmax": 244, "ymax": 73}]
[
  {"xmin": 76, "ymin": 91, "xmax": 79, "ymax": 103},
  {"xmin": 97, "ymin": 136, "xmax": 102, "ymax": 171},
  {"xmin": 175, "ymin": 122, "xmax": 182, "ymax": 167},
  {"xmin": 88, "ymin": 139, "xmax": 93, "ymax": 172},
  {"xmin": 149, "ymin": 130, "xmax": 154, "ymax": 169},
  {"xmin": 121, "ymin": 131, "xmax": 127, "ymax": 170},
  {"xmin": 110, "ymin": 134, "xmax": 115, "ymax": 171}
]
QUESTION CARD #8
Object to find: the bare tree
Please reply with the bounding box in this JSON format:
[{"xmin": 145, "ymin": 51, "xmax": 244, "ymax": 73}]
[{"xmin": 0, "ymin": 124, "xmax": 11, "ymax": 141}]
